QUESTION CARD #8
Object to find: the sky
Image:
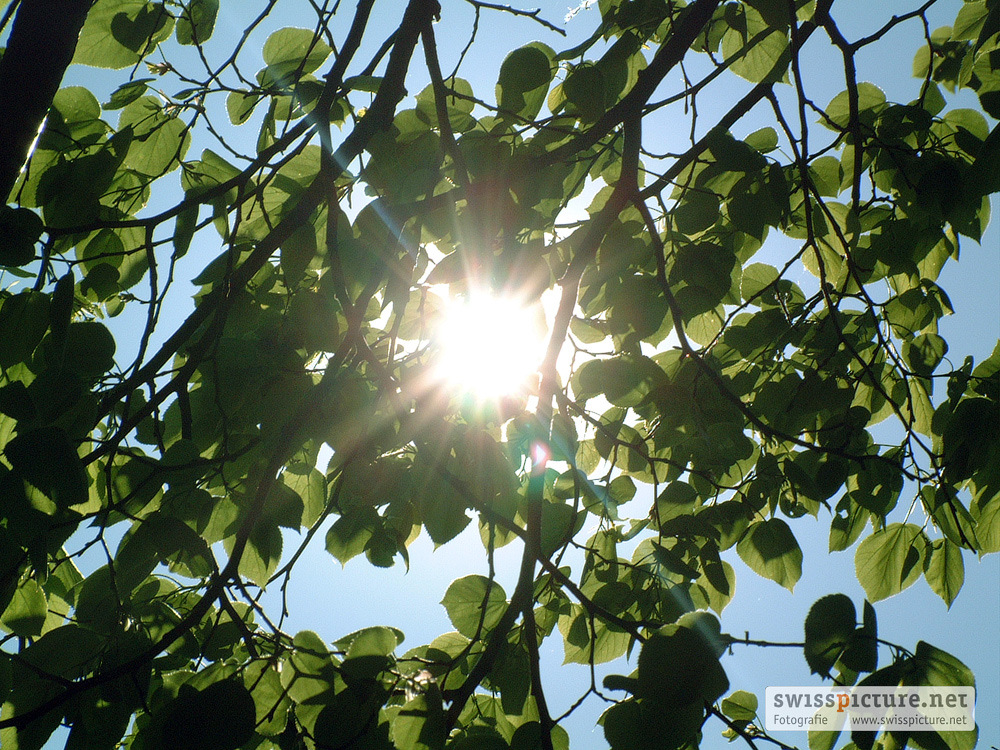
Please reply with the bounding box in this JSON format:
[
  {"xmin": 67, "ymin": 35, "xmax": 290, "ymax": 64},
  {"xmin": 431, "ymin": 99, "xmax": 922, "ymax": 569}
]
[{"xmin": 24, "ymin": 0, "xmax": 1000, "ymax": 748}]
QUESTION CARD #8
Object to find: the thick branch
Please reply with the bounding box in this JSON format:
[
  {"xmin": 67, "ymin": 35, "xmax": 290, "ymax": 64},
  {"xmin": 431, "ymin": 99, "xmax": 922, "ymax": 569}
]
[{"xmin": 0, "ymin": 0, "xmax": 94, "ymax": 202}]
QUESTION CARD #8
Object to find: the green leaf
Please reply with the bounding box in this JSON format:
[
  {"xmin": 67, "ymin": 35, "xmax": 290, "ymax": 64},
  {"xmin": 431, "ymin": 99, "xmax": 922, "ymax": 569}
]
[
  {"xmin": 62, "ymin": 321, "xmax": 117, "ymax": 377},
  {"xmin": 721, "ymin": 6, "xmax": 790, "ymax": 84},
  {"xmin": 0, "ymin": 207, "xmax": 43, "ymax": 267},
  {"xmin": 655, "ymin": 481, "xmax": 698, "ymax": 522},
  {"xmin": 841, "ymin": 600, "xmax": 878, "ymax": 674},
  {"xmin": 5, "ymin": 427, "xmax": 88, "ymax": 509},
  {"xmin": 496, "ymin": 43, "xmax": 555, "ymax": 121},
  {"xmin": 972, "ymin": 493, "xmax": 1000, "ymax": 554},
  {"xmin": 73, "ymin": 0, "xmax": 175, "ymax": 69},
  {"xmin": 745, "ymin": 127, "xmax": 779, "ymax": 153},
  {"xmin": 345, "ymin": 74, "xmax": 383, "ymax": 93},
  {"xmin": 636, "ymin": 618, "xmax": 729, "ymax": 707},
  {"xmin": 0, "ymin": 578, "xmax": 47, "ymax": 637},
  {"xmin": 562, "ymin": 63, "xmax": 606, "ymax": 122},
  {"xmin": 393, "ymin": 692, "xmax": 446, "ymax": 750},
  {"xmin": 235, "ymin": 522, "xmax": 282, "ymax": 588},
  {"xmin": 651, "ymin": 542, "xmax": 701, "ymax": 579},
  {"xmin": 907, "ymin": 642, "xmax": 978, "ymax": 750},
  {"xmin": 560, "ymin": 606, "xmax": 630, "ymax": 665},
  {"xmin": 341, "ymin": 625, "xmax": 403, "ymax": 681},
  {"xmin": 910, "ymin": 641, "xmax": 974, "ymax": 687},
  {"xmin": 676, "ymin": 610, "xmax": 728, "ymax": 657},
  {"xmin": 280, "ymin": 630, "xmax": 338, "ymax": 705},
  {"xmin": 38, "ymin": 151, "xmax": 118, "ymax": 229},
  {"xmin": 808, "ymin": 728, "xmax": 843, "ymax": 750},
  {"xmin": 736, "ymin": 518, "xmax": 803, "ymax": 590},
  {"xmin": 903, "ymin": 332, "xmax": 948, "ymax": 376},
  {"xmin": 540, "ymin": 500, "xmax": 578, "ymax": 557},
  {"xmin": 640, "ymin": 698, "xmax": 707, "ymax": 750},
  {"xmin": 829, "ymin": 494, "xmax": 869, "ymax": 552},
  {"xmin": 64, "ymin": 688, "xmax": 135, "ymax": 750},
  {"xmin": 602, "ymin": 700, "xmax": 650, "ymax": 750},
  {"xmin": 0, "ymin": 291, "xmax": 50, "ymax": 369},
  {"xmin": 145, "ymin": 679, "xmax": 256, "ymax": 750},
  {"xmin": 970, "ymin": 123, "xmax": 1000, "ymax": 195},
  {"xmin": 692, "ymin": 556, "xmax": 737, "ymax": 615},
  {"xmin": 602, "ymin": 674, "xmax": 640, "ymax": 694},
  {"xmin": 417, "ymin": 471, "xmax": 471, "ymax": 547},
  {"xmin": 721, "ymin": 690, "xmax": 758, "ymax": 721},
  {"xmin": 673, "ymin": 190, "xmax": 721, "ymax": 234},
  {"xmin": 119, "ymin": 96, "xmax": 191, "ymax": 176},
  {"xmin": 441, "ymin": 575, "xmax": 507, "ymax": 639},
  {"xmin": 310, "ymin": 680, "xmax": 392, "ymax": 747},
  {"xmin": 102, "ymin": 79, "xmax": 153, "ymax": 110},
  {"xmin": 284, "ymin": 466, "xmax": 328, "ymax": 528},
  {"xmin": 603, "ymin": 696, "xmax": 700, "ymax": 750},
  {"xmin": 242, "ymin": 661, "xmax": 289, "ymax": 735},
  {"xmin": 923, "ymin": 538, "xmax": 964, "ymax": 607},
  {"xmin": 73, "ymin": 567, "xmax": 120, "ymax": 632},
  {"xmin": 825, "ymin": 82, "xmax": 887, "ymax": 129},
  {"xmin": 117, "ymin": 512, "xmax": 214, "ymax": 588},
  {"xmin": 226, "ymin": 91, "xmax": 259, "ymax": 125},
  {"xmin": 176, "ymin": 0, "xmax": 218, "ymax": 44},
  {"xmin": 953, "ymin": 0, "xmax": 990, "ymax": 41},
  {"xmin": 173, "ymin": 204, "xmax": 198, "ymax": 258},
  {"xmin": 261, "ymin": 27, "xmax": 332, "ymax": 85},
  {"xmin": 341, "ymin": 625, "xmax": 403, "ymax": 658},
  {"xmin": 854, "ymin": 523, "xmax": 927, "ymax": 602},
  {"xmin": 803, "ymin": 594, "xmax": 856, "ymax": 676},
  {"xmin": 740, "ymin": 262, "xmax": 779, "ymax": 302}
]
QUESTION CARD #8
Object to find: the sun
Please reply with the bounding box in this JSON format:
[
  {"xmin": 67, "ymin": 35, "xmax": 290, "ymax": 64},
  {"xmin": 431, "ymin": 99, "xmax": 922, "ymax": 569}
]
[{"xmin": 432, "ymin": 290, "xmax": 547, "ymax": 400}]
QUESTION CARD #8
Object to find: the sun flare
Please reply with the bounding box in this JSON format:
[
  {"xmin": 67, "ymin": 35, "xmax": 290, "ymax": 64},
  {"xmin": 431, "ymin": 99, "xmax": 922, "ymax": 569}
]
[{"xmin": 433, "ymin": 291, "xmax": 547, "ymax": 400}]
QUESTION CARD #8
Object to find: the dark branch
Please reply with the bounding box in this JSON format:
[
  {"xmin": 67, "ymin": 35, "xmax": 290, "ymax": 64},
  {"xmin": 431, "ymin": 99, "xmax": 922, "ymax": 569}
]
[{"xmin": 0, "ymin": 0, "xmax": 94, "ymax": 201}]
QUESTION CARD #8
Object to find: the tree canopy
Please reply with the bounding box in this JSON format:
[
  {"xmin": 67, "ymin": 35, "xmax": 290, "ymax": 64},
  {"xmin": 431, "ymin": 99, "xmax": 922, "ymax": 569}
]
[{"xmin": 0, "ymin": 1, "xmax": 998, "ymax": 750}]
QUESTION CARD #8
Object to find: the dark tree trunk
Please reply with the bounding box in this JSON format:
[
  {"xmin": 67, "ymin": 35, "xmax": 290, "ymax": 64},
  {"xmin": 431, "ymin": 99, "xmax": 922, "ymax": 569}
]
[{"xmin": 0, "ymin": 0, "xmax": 94, "ymax": 202}]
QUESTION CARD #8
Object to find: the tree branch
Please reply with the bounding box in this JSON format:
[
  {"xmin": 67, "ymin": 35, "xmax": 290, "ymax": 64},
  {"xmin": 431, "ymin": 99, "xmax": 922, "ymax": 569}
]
[
  {"xmin": 0, "ymin": 0, "xmax": 94, "ymax": 201},
  {"xmin": 543, "ymin": 0, "xmax": 722, "ymax": 166}
]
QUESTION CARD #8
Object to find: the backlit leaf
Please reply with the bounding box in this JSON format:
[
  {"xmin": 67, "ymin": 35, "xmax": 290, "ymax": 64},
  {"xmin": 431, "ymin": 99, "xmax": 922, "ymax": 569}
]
[
  {"xmin": 923, "ymin": 538, "xmax": 964, "ymax": 607},
  {"xmin": 903, "ymin": 332, "xmax": 948, "ymax": 376},
  {"xmin": 0, "ymin": 578, "xmax": 47, "ymax": 637},
  {"xmin": 496, "ymin": 43, "xmax": 555, "ymax": 121},
  {"xmin": 442, "ymin": 575, "xmax": 507, "ymax": 639},
  {"xmin": 176, "ymin": 0, "xmax": 218, "ymax": 45},
  {"xmin": 825, "ymin": 82, "xmax": 887, "ymax": 129},
  {"xmin": 119, "ymin": 96, "xmax": 190, "ymax": 176},
  {"xmin": 73, "ymin": 0, "xmax": 175, "ymax": 69},
  {"xmin": 721, "ymin": 690, "xmax": 758, "ymax": 722},
  {"xmin": 262, "ymin": 27, "xmax": 332, "ymax": 85},
  {"xmin": 854, "ymin": 523, "xmax": 927, "ymax": 602},
  {"xmin": 736, "ymin": 518, "xmax": 803, "ymax": 591}
]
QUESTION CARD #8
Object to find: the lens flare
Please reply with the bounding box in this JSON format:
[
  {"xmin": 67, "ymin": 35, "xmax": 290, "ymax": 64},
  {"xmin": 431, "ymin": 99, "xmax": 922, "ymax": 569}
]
[{"xmin": 433, "ymin": 292, "xmax": 545, "ymax": 400}]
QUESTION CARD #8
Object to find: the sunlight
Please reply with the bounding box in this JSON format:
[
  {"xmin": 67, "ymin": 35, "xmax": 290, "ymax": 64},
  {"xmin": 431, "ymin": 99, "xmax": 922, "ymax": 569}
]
[{"xmin": 432, "ymin": 290, "xmax": 547, "ymax": 400}]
